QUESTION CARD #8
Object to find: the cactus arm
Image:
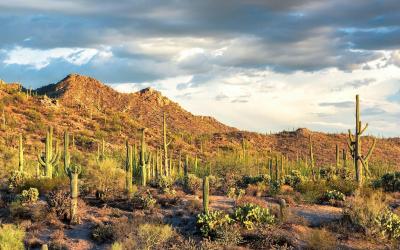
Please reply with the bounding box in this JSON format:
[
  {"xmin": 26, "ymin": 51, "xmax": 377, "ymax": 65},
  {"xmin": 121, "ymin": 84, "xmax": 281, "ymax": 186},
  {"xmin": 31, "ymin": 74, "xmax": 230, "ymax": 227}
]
[
  {"xmin": 38, "ymin": 153, "xmax": 46, "ymax": 166},
  {"xmin": 348, "ymin": 129, "xmax": 355, "ymax": 142},
  {"xmin": 364, "ymin": 138, "xmax": 376, "ymax": 162},
  {"xmin": 360, "ymin": 123, "xmax": 369, "ymax": 135},
  {"xmin": 359, "ymin": 157, "xmax": 371, "ymax": 177}
]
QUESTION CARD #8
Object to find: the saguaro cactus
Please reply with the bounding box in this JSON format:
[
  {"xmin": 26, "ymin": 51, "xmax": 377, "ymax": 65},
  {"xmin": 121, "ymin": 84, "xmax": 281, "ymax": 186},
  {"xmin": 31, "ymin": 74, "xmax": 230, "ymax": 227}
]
[
  {"xmin": 139, "ymin": 128, "xmax": 149, "ymax": 186},
  {"xmin": 342, "ymin": 149, "xmax": 347, "ymax": 168},
  {"xmin": 347, "ymin": 95, "xmax": 376, "ymax": 186},
  {"xmin": 65, "ymin": 164, "xmax": 81, "ymax": 224},
  {"xmin": 97, "ymin": 138, "xmax": 106, "ymax": 162},
  {"xmin": 184, "ymin": 155, "xmax": 189, "ymax": 189},
  {"xmin": 64, "ymin": 131, "xmax": 70, "ymax": 170},
  {"xmin": 38, "ymin": 127, "xmax": 60, "ymax": 178},
  {"xmin": 125, "ymin": 141, "xmax": 133, "ymax": 197},
  {"xmin": 309, "ymin": 135, "xmax": 316, "ymax": 181},
  {"xmin": 163, "ymin": 112, "xmax": 172, "ymax": 177},
  {"xmin": 335, "ymin": 144, "xmax": 340, "ymax": 168},
  {"xmin": 18, "ymin": 134, "xmax": 24, "ymax": 172},
  {"xmin": 203, "ymin": 176, "xmax": 209, "ymax": 214}
]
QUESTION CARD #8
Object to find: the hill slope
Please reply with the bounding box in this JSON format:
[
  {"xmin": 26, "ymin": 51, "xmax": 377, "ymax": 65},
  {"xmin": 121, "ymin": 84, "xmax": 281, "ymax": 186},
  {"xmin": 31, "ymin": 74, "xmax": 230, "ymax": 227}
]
[{"xmin": 0, "ymin": 74, "xmax": 399, "ymax": 168}]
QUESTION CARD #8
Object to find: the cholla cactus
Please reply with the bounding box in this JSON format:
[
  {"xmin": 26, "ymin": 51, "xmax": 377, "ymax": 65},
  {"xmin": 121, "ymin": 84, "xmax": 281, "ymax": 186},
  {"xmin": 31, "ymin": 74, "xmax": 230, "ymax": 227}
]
[
  {"xmin": 38, "ymin": 127, "xmax": 60, "ymax": 178},
  {"xmin": 65, "ymin": 164, "xmax": 81, "ymax": 224}
]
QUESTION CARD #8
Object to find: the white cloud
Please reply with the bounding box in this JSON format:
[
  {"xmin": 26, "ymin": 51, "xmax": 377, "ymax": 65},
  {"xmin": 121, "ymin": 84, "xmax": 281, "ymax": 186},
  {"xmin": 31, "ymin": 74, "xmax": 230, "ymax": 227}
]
[{"xmin": 3, "ymin": 46, "xmax": 104, "ymax": 69}]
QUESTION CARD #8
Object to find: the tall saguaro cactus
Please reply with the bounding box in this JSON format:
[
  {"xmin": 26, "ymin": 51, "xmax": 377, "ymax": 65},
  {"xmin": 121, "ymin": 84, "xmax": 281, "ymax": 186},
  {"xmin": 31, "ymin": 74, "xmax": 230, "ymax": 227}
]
[
  {"xmin": 184, "ymin": 155, "xmax": 189, "ymax": 189},
  {"xmin": 139, "ymin": 128, "xmax": 149, "ymax": 186},
  {"xmin": 18, "ymin": 134, "xmax": 24, "ymax": 172},
  {"xmin": 38, "ymin": 127, "xmax": 60, "ymax": 178},
  {"xmin": 335, "ymin": 144, "xmax": 340, "ymax": 168},
  {"xmin": 125, "ymin": 141, "xmax": 133, "ymax": 197},
  {"xmin": 347, "ymin": 95, "xmax": 376, "ymax": 186},
  {"xmin": 65, "ymin": 164, "xmax": 81, "ymax": 224},
  {"xmin": 163, "ymin": 112, "xmax": 172, "ymax": 177},
  {"xmin": 203, "ymin": 176, "xmax": 209, "ymax": 214},
  {"xmin": 309, "ymin": 135, "xmax": 316, "ymax": 181}
]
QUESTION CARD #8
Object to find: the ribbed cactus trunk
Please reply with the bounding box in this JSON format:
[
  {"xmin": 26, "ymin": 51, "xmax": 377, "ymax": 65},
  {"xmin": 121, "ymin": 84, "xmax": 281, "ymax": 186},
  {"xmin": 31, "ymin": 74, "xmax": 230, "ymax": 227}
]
[
  {"xmin": 280, "ymin": 155, "xmax": 284, "ymax": 177},
  {"xmin": 125, "ymin": 141, "xmax": 133, "ymax": 197},
  {"xmin": 268, "ymin": 158, "xmax": 272, "ymax": 183},
  {"xmin": 335, "ymin": 144, "xmax": 340, "ymax": 168},
  {"xmin": 275, "ymin": 156, "xmax": 279, "ymax": 183},
  {"xmin": 309, "ymin": 135, "xmax": 316, "ymax": 181},
  {"xmin": 203, "ymin": 176, "xmax": 209, "ymax": 214},
  {"xmin": 18, "ymin": 134, "xmax": 24, "ymax": 172},
  {"xmin": 64, "ymin": 132, "xmax": 81, "ymax": 224},
  {"xmin": 184, "ymin": 155, "xmax": 189, "ymax": 189},
  {"xmin": 342, "ymin": 149, "xmax": 347, "ymax": 168},
  {"xmin": 348, "ymin": 95, "xmax": 376, "ymax": 186},
  {"xmin": 38, "ymin": 127, "xmax": 60, "ymax": 178},
  {"xmin": 140, "ymin": 128, "xmax": 147, "ymax": 186},
  {"xmin": 163, "ymin": 113, "xmax": 171, "ymax": 177}
]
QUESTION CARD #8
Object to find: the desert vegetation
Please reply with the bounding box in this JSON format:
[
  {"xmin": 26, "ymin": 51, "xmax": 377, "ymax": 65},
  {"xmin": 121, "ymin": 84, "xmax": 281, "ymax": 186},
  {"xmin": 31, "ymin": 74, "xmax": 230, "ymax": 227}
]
[{"xmin": 0, "ymin": 76, "xmax": 399, "ymax": 249}]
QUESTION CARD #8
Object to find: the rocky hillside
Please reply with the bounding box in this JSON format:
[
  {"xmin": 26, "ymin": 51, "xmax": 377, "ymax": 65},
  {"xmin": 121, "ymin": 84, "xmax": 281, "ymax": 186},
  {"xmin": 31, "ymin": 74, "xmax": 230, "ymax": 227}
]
[{"xmin": 0, "ymin": 74, "xmax": 399, "ymax": 167}]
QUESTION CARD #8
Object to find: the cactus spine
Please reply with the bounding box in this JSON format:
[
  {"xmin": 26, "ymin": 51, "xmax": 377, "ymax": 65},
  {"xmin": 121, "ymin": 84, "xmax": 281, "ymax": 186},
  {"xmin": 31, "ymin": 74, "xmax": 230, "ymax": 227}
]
[
  {"xmin": 347, "ymin": 95, "xmax": 376, "ymax": 186},
  {"xmin": 18, "ymin": 134, "xmax": 24, "ymax": 172},
  {"xmin": 203, "ymin": 176, "xmax": 209, "ymax": 214},
  {"xmin": 125, "ymin": 141, "xmax": 133, "ymax": 197},
  {"xmin": 38, "ymin": 127, "xmax": 60, "ymax": 178},
  {"xmin": 64, "ymin": 131, "xmax": 81, "ymax": 224}
]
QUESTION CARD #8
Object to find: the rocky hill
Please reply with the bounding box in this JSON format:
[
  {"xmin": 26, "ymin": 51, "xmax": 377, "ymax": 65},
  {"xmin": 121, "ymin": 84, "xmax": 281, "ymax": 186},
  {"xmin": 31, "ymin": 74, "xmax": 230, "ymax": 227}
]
[{"xmin": 0, "ymin": 74, "xmax": 399, "ymax": 167}]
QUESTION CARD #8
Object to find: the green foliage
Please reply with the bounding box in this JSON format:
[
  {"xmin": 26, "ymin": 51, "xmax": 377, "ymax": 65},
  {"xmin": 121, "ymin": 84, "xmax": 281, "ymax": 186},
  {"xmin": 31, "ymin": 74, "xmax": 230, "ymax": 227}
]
[
  {"xmin": 214, "ymin": 224, "xmax": 243, "ymax": 247},
  {"xmin": 22, "ymin": 177, "xmax": 68, "ymax": 194},
  {"xmin": 377, "ymin": 209, "xmax": 400, "ymax": 239},
  {"xmin": 227, "ymin": 187, "xmax": 245, "ymax": 200},
  {"xmin": 319, "ymin": 166, "xmax": 337, "ymax": 181},
  {"xmin": 155, "ymin": 176, "xmax": 174, "ymax": 190},
  {"xmin": 46, "ymin": 189, "xmax": 70, "ymax": 220},
  {"xmin": 185, "ymin": 174, "xmax": 202, "ymax": 194},
  {"xmin": 240, "ymin": 174, "xmax": 270, "ymax": 188},
  {"xmin": 233, "ymin": 203, "xmax": 275, "ymax": 230},
  {"xmin": 0, "ymin": 224, "xmax": 25, "ymax": 250},
  {"xmin": 137, "ymin": 223, "xmax": 174, "ymax": 249},
  {"xmin": 8, "ymin": 170, "xmax": 26, "ymax": 190},
  {"xmin": 322, "ymin": 190, "xmax": 345, "ymax": 202},
  {"xmin": 92, "ymin": 223, "xmax": 115, "ymax": 243},
  {"xmin": 374, "ymin": 172, "xmax": 400, "ymax": 192},
  {"xmin": 17, "ymin": 187, "xmax": 39, "ymax": 203},
  {"xmin": 283, "ymin": 170, "xmax": 303, "ymax": 188},
  {"xmin": 197, "ymin": 210, "xmax": 233, "ymax": 237},
  {"xmin": 132, "ymin": 190, "xmax": 156, "ymax": 210}
]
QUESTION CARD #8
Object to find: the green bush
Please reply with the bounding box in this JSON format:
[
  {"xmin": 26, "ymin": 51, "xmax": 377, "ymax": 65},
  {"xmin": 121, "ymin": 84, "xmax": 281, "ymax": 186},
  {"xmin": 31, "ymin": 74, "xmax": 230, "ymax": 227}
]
[
  {"xmin": 132, "ymin": 190, "xmax": 156, "ymax": 210},
  {"xmin": 185, "ymin": 174, "xmax": 202, "ymax": 194},
  {"xmin": 283, "ymin": 170, "xmax": 303, "ymax": 188},
  {"xmin": 17, "ymin": 187, "xmax": 39, "ymax": 203},
  {"xmin": 377, "ymin": 209, "xmax": 400, "ymax": 239},
  {"xmin": 214, "ymin": 224, "xmax": 242, "ymax": 247},
  {"xmin": 240, "ymin": 174, "xmax": 270, "ymax": 188},
  {"xmin": 197, "ymin": 210, "xmax": 233, "ymax": 237},
  {"xmin": 227, "ymin": 187, "xmax": 245, "ymax": 200},
  {"xmin": 0, "ymin": 224, "xmax": 25, "ymax": 250},
  {"xmin": 92, "ymin": 223, "xmax": 115, "ymax": 243},
  {"xmin": 374, "ymin": 172, "xmax": 400, "ymax": 192},
  {"xmin": 322, "ymin": 190, "xmax": 345, "ymax": 202},
  {"xmin": 22, "ymin": 177, "xmax": 69, "ymax": 194},
  {"xmin": 154, "ymin": 176, "xmax": 173, "ymax": 190},
  {"xmin": 137, "ymin": 223, "xmax": 174, "ymax": 249},
  {"xmin": 233, "ymin": 203, "xmax": 275, "ymax": 230},
  {"xmin": 8, "ymin": 170, "xmax": 26, "ymax": 190}
]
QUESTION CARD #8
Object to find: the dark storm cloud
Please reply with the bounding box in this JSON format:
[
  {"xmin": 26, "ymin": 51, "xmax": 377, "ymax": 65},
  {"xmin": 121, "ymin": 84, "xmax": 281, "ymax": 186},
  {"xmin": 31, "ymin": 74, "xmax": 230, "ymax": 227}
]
[{"xmin": 0, "ymin": 0, "xmax": 400, "ymax": 84}]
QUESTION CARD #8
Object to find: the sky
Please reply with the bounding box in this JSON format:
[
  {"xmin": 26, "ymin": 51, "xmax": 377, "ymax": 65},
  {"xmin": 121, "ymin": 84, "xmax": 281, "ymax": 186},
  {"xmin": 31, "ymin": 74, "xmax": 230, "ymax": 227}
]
[{"xmin": 0, "ymin": 0, "xmax": 399, "ymax": 137}]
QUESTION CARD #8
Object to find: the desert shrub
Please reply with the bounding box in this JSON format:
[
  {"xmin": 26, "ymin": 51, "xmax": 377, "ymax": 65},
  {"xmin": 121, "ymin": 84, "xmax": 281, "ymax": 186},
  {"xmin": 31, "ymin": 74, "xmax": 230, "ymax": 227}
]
[
  {"xmin": 46, "ymin": 190, "xmax": 70, "ymax": 220},
  {"xmin": 8, "ymin": 201, "xmax": 30, "ymax": 219},
  {"xmin": 240, "ymin": 174, "xmax": 270, "ymax": 188},
  {"xmin": 304, "ymin": 228, "xmax": 337, "ymax": 250},
  {"xmin": 233, "ymin": 203, "xmax": 275, "ymax": 230},
  {"xmin": 137, "ymin": 223, "xmax": 174, "ymax": 249},
  {"xmin": 185, "ymin": 174, "xmax": 202, "ymax": 194},
  {"xmin": 110, "ymin": 242, "xmax": 123, "ymax": 250},
  {"xmin": 227, "ymin": 187, "xmax": 245, "ymax": 201},
  {"xmin": 245, "ymin": 183, "xmax": 267, "ymax": 197},
  {"xmin": 22, "ymin": 177, "xmax": 68, "ymax": 194},
  {"xmin": 154, "ymin": 176, "xmax": 174, "ymax": 190},
  {"xmin": 214, "ymin": 224, "xmax": 242, "ymax": 247},
  {"xmin": 8, "ymin": 170, "xmax": 26, "ymax": 190},
  {"xmin": 0, "ymin": 224, "xmax": 25, "ymax": 250},
  {"xmin": 343, "ymin": 189, "xmax": 387, "ymax": 236},
  {"xmin": 16, "ymin": 187, "xmax": 39, "ymax": 203},
  {"xmin": 321, "ymin": 190, "xmax": 345, "ymax": 204},
  {"xmin": 87, "ymin": 158, "xmax": 125, "ymax": 199},
  {"xmin": 374, "ymin": 172, "xmax": 400, "ymax": 192},
  {"xmin": 283, "ymin": 170, "xmax": 303, "ymax": 188},
  {"xmin": 377, "ymin": 209, "xmax": 400, "ymax": 239},
  {"xmin": 336, "ymin": 167, "xmax": 353, "ymax": 180},
  {"xmin": 296, "ymin": 180, "xmax": 328, "ymax": 203},
  {"xmin": 197, "ymin": 210, "xmax": 233, "ymax": 237},
  {"xmin": 319, "ymin": 166, "xmax": 337, "ymax": 181},
  {"xmin": 92, "ymin": 223, "xmax": 115, "ymax": 243},
  {"xmin": 327, "ymin": 179, "xmax": 357, "ymax": 196},
  {"xmin": 132, "ymin": 190, "xmax": 156, "ymax": 210}
]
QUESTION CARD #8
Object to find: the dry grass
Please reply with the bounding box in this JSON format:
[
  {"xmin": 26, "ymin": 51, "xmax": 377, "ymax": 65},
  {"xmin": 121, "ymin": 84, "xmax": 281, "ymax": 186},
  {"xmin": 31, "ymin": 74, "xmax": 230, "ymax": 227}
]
[{"xmin": 303, "ymin": 228, "xmax": 337, "ymax": 250}]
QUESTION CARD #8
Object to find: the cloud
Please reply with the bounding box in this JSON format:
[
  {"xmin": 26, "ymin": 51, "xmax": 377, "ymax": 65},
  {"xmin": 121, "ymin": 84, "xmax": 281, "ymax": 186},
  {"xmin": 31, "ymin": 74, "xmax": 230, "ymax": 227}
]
[
  {"xmin": 331, "ymin": 78, "xmax": 376, "ymax": 91},
  {"xmin": 319, "ymin": 101, "xmax": 353, "ymax": 108}
]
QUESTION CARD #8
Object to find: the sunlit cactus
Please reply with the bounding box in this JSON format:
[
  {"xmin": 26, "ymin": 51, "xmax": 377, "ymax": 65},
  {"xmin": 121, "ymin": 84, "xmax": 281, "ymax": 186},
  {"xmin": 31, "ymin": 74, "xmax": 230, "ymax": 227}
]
[
  {"xmin": 18, "ymin": 134, "xmax": 24, "ymax": 172},
  {"xmin": 202, "ymin": 176, "xmax": 209, "ymax": 214},
  {"xmin": 38, "ymin": 127, "xmax": 60, "ymax": 178}
]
